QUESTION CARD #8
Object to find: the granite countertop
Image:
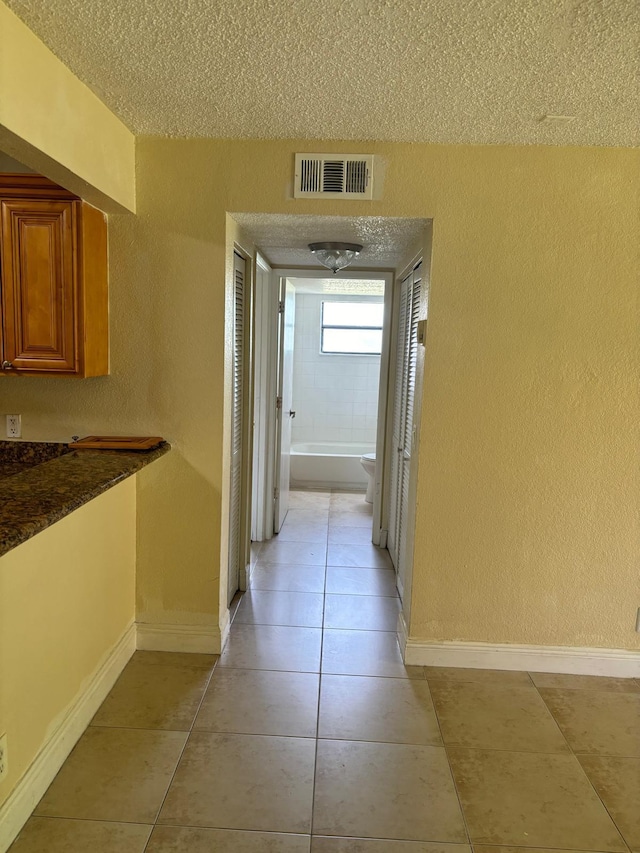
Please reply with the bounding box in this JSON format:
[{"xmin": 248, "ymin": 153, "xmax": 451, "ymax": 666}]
[{"xmin": 0, "ymin": 441, "xmax": 170, "ymax": 557}]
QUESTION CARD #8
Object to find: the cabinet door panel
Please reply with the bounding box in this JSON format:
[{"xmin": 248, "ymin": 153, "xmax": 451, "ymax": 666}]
[{"xmin": 1, "ymin": 199, "xmax": 78, "ymax": 373}]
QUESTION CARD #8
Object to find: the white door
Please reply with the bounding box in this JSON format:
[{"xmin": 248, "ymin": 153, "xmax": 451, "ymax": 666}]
[
  {"xmin": 274, "ymin": 280, "xmax": 295, "ymax": 532},
  {"xmin": 388, "ymin": 262, "xmax": 422, "ymax": 599},
  {"xmin": 228, "ymin": 251, "xmax": 246, "ymax": 603}
]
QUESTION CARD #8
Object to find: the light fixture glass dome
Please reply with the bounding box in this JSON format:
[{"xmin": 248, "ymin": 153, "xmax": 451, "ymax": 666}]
[{"xmin": 309, "ymin": 242, "xmax": 363, "ymax": 274}]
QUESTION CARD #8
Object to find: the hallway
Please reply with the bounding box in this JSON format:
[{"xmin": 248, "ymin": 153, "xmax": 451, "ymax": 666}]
[{"xmin": 9, "ymin": 491, "xmax": 639, "ymax": 852}]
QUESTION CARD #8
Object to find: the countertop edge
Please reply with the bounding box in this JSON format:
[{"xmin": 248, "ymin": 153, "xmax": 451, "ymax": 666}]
[{"xmin": 0, "ymin": 442, "xmax": 171, "ymax": 558}]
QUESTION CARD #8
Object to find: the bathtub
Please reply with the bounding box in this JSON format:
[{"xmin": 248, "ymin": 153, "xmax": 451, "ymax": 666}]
[{"xmin": 290, "ymin": 442, "xmax": 375, "ymax": 490}]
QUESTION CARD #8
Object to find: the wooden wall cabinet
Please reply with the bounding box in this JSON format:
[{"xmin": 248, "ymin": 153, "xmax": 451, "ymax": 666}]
[{"xmin": 0, "ymin": 175, "xmax": 108, "ymax": 377}]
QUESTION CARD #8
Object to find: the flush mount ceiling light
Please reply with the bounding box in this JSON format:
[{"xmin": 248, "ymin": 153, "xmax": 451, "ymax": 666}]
[{"xmin": 309, "ymin": 242, "xmax": 363, "ymax": 274}]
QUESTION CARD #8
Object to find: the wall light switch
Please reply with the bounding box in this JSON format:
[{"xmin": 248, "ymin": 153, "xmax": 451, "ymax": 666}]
[{"xmin": 6, "ymin": 414, "xmax": 21, "ymax": 438}]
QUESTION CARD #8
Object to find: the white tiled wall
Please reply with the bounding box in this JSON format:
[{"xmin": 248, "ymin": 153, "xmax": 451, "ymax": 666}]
[{"xmin": 292, "ymin": 293, "xmax": 382, "ymax": 446}]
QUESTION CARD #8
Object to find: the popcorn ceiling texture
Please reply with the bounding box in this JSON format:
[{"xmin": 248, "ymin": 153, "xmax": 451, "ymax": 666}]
[{"xmin": 5, "ymin": 0, "xmax": 639, "ymax": 146}]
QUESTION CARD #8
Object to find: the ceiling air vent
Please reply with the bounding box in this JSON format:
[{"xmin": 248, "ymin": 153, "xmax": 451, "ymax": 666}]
[{"xmin": 294, "ymin": 154, "xmax": 374, "ymax": 199}]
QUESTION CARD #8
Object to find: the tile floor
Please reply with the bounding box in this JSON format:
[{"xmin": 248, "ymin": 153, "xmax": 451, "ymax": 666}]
[{"xmin": 9, "ymin": 490, "xmax": 640, "ymax": 852}]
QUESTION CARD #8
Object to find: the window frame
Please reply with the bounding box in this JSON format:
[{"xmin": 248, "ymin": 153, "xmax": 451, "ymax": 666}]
[{"xmin": 320, "ymin": 300, "xmax": 384, "ymax": 356}]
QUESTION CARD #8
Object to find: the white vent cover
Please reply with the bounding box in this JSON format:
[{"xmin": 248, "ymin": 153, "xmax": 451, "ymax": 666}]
[{"xmin": 294, "ymin": 153, "xmax": 374, "ymax": 199}]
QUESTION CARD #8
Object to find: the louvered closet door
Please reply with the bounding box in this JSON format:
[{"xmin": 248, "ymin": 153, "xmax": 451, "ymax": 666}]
[
  {"xmin": 228, "ymin": 252, "xmax": 246, "ymax": 604},
  {"xmin": 388, "ymin": 262, "xmax": 422, "ymax": 599}
]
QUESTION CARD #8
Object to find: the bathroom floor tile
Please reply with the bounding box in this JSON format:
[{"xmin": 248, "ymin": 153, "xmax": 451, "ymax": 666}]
[
  {"xmin": 34, "ymin": 727, "xmax": 186, "ymax": 823},
  {"xmin": 328, "ymin": 526, "xmax": 375, "ymax": 545},
  {"xmin": 329, "ymin": 511, "xmax": 375, "ymax": 528},
  {"xmin": 318, "ymin": 674, "xmax": 442, "ymax": 745},
  {"xmin": 277, "ymin": 521, "xmax": 329, "ymax": 543},
  {"xmin": 322, "ymin": 629, "xmax": 424, "ymax": 679},
  {"xmin": 158, "ymin": 731, "xmax": 315, "ymax": 833},
  {"xmin": 313, "ymin": 740, "xmax": 467, "ymax": 842},
  {"xmin": 289, "ymin": 491, "xmax": 331, "ymax": 509},
  {"xmin": 429, "ymin": 681, "xmax": 569, "ymax": 753},
  {"xmin": 530, "ymin": 672, "xmax": 640, "ymax": 692},
  {"xmin": 325, "ymin": 566, "xmax": 398, "ymax": 597},
  {"xmin": 447, "ymin": 747, "xmax": 627, "ymax": 850},
  {"xmin": 284, "ymin": 509, "xmax": 330, "ymax": 525},
  {"xmin": 258, "ymin": 539, "xmax": 327, "ymax": 566},
  {"xmin": 324, "ymin": 593, "xmax": 400, "ymax": 631},
  {"xmin": 250, "ymin": 563, "xmax": 326, "ymax": 593},
  {"xmin": 146, "ymin": 826, "xmax": 311, "ymax": 853},
  {"xmin": 424, "ymin": 667, "xmax": 533, "ymax": 686},
  {"xmin": 219, "ymin": 624, "xmax": 322, "ymax": 672},
  {"xmin": 329, "ymin": 493, "xmax": 371, "ymax": 513},
  {"xmin": 578, "ymin": 755, "xmax": 640, "ymax": 851},
  {"xmin": 195, "ymin": 668, "xmax": 319, "ymax": 737},
  {"xmin": 538, "ymin": 687, "xmax": 640, "ymax": 756},
  {"xmin": 91, "ymin": 657, "xmax": 211, "ymax": 731},
  {"xmin": 311, "ymin": 839, "xmax": 470, "ymax": 852},
  {"xmin": 327, "ymin": 544, "xmax": 392, "ymax": 569},
  {"xmin": 235, "ymin": 590, "xmax": 324, "ymax": 628},
  {"xmin": 8, "ymin": 818, "xmax": 152, "ymax": 853}
]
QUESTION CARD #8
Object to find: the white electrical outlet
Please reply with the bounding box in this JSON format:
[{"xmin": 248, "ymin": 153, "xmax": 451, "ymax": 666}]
[
  {"xmin": 6, "ymin": 414, "xmax": 21, "ymax": 438},
  {"xmin": 0, "ymin": 733, "xmax": 7, "ymax": 783}
]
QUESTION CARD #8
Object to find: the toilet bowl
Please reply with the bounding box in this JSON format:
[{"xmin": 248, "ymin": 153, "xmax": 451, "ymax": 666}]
[{"xmin": 360, "ymin": 452, "xmax": 376, "ymax": 503}]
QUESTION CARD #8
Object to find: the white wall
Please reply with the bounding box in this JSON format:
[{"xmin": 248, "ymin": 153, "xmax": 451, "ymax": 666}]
[{"xmin": 292, "ymin": 293, "xmax": 382, "ymax": 446}]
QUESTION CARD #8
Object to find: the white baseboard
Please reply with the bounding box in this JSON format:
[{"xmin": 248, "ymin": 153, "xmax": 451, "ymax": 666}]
[
  {"xmin": 136, "ymin": 621, "xmax": 222, "ymax": 654},
  {"xmin": 400, "ymin": 636, "xmax": 640, "ymax": 677},
  {"xmin": 0, "ymin": 622, "xmax": 136, "ymax": 853}
]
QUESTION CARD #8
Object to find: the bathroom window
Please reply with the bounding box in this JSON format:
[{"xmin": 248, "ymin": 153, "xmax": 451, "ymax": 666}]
[{"xmin": 321, "ymin": 302, "xmax": 383, "ymax": 355}]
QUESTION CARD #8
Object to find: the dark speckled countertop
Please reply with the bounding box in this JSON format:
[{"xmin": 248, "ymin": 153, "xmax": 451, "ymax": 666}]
[{"xmin": 0, "ymin": 441, "xmax": 170, "ymax": 557}]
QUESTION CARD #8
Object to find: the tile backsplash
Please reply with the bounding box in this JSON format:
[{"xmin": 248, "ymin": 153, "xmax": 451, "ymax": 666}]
[{"xmin": 292, "ymin": 293, "xmax": 381, "ymax": 446}]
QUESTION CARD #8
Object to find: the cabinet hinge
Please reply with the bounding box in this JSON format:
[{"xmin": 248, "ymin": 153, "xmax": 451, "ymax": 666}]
[
  {"xmin": 276, "ymin": 396, "xmax": 282, "ymax": 410},
  {"xmin": 278, "ymin": 300, "xmax": 285, "ymax": 314},
  {"xmin": 274, "ymin": 487, "xmax": 279, "ymax": 500}
]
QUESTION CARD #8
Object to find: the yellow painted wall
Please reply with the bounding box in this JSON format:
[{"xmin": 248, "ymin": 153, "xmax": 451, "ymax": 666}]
[
  {"xmin": 0, "ymin": 2, "xmax": 135, "ymax": 212},
  {"xmin": 0, "ymin": 478, "xmax": 136, "ymax": 809},
  {"xmin": 2, "ymin": 138, "xmax": 638, "ymax": 651}
]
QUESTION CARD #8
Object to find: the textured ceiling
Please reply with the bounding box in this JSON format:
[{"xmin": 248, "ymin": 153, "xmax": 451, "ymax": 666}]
[
  {"xmin": 232, "ymin": 213, "xmax": 427, "ymax": 269},
  {"xmin": 5, "ymin": 0, "xmax": 639, "ymax": 147},
  {"xmin": 288, "ymin": 278, "xmax": 385, "ymax": 295}
]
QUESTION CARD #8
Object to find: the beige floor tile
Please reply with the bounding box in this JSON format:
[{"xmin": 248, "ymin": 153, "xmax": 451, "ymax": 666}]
[
  {"xmin": 91, "ymin": 658, "xmax": 211, "ymax": 730},
  {"xmin": 324, "ymin": 594, "xmax": 401, "ymax": 631},
  {"xmin": 312, "ymin": 839, "xmax": 470, "ymax": 852},
  {"xmin": 327, "ymin": 544, "xmax": 392, "ymax": 569},
  {"xmin": 539, "ymin": 688, "xmax": 640, "ymax": 756},
  {"xmin": 34, "ymin": 727, "xmax": 186, "ymax": 823},
  {"xmin": 578, "ymin": 754, "xmax": 640, "ymax": 852},
  {"xmin": 235, "ymin": 589, "xmax": 324, "ymax": 627},
  {"xmin": 250, "ymin": 562, "xmax": 326, "ymax": 593},
  {"xmin": 313, "ymin": 740, "xmax": 467, "ymax": 842},
  {"xmin": 430, "ymin": 681, "xmax": 569, "ymax": 753},
  {"xmin": 289, "ymin": 491, "xmax": 331, "ymax": 509},
  {"xmin": 158, "ymin": 731, "xmax": 315, "ymax": 833},
  {"xmin": 318, "ymin": 674, "xmax": 442, "ymax": 745},
  {"xmin": 326, "ymin": 566, "xmax": 398, "ymax": 597},
  {"xmin": 219, "ymin": 624, "xmax": 322, "ymax": 672},
  {"xmin": 530, "ymin": 672, "xmax": 640, "ymax": 692},
  {"xmin": 195, "ymin": 668, "xmax": 319, "ymax": 737},
  {"xmin": 146, "ymin": 826, "xmax": 311, "ymax": 852},
  {"xmin": 322, "ymin": 629, "xmax": 424, "ymax": 679},
  {"xmin": 285, "ymin": 509, "xmax": 330, "ymax": 525},
  {"xmin": 277, "ymin": 521, "xmax": 329, "ymax": 543},
  {"xmin": 329, "ymin": 511, "xmax": 375, "ymax": 528},
  {"xmin": 447, "ymin": 747, "xmax": 627, "ymax": 850},
  {"xmin": 250, "ymin": 542, "xmax": 262, "ymax": 565},
  {"xmin": 9, "ymin": 818, "xmax": 152, "ymax": 853},
  {"xmin": 329, "ymin": 493, "xmax": 371, "ymax": 513},
  {"xmin": 129, "ymin": 650, "xmax": 217, "ymax": 669},
  {"xmin": 259, "ymin": 539, "xmax": 327, "ymax": 566},
  {"xmin": 425, "ymin": 667, "xmax": 533, "ymax": 686},
  {"xmin": 328, "ymin": 526, "xmax": 375, "ymax": 545},
  {"xmin": 473, "ymin": 848, "xmax": 616, "ymax": 853}
]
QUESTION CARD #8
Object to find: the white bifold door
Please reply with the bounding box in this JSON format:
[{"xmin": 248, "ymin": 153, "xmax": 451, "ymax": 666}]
[
  {"xmin": 387, "ymin": 261, "xmax": 422, "ymax": 600},
  {"xmin": 274, "ymin": 279, "xmax": 296, "ymax": 532}
]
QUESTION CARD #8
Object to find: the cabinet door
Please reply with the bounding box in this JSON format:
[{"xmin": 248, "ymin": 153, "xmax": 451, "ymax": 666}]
[{"xmin": 1, "ymin": 199, "xmax": 78, "ymax": 373}]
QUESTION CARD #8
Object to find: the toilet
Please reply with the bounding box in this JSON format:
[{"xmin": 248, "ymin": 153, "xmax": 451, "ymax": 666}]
[{"xmin": 360, "ymin": 452, "xmax": 376, "ymax": 503}]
